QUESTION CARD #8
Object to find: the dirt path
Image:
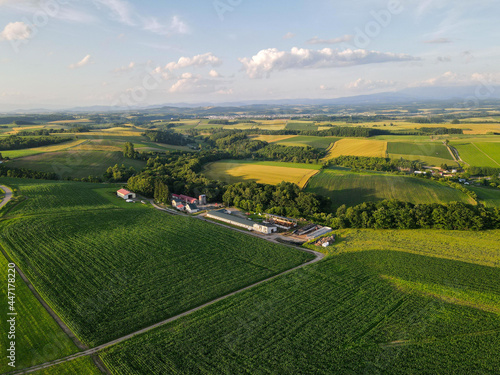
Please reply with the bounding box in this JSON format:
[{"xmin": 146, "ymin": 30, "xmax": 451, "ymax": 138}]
[
  {"xmin": 6, "ymin": 203, "xmax": 325, "ymax": 375},
  {"xmin": 0, "ymin": 184, "xmax": 13, "ymax": 210}
]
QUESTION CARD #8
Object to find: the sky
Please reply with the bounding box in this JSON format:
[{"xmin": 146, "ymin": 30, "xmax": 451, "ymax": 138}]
[{"xmin": 0, "ymin": 0, "xmax": 499, "ymax": 110}]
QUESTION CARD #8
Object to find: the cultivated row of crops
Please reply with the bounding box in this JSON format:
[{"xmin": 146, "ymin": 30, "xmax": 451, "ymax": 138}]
[
  {"xmin": 0, "ymin": 203, "xmax": 313, "ymax": 347},
  {"xmin": 99, "ymin": 236, "xmax": 500, "ymax": 374}
]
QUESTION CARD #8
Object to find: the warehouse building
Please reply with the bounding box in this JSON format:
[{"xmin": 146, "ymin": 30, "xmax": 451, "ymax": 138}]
[
  {"xmin": 206, "ymin": 210, "xmax": 277, "ymax": 234},
  {"xmin": 117, "ymin": 189, "xmax": 136, "ymax": 200}
]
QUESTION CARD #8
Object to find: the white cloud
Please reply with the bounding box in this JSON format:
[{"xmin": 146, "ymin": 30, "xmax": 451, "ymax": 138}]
[
  {"xmin": 142, "ymin": 15, "xmax": 189, "ymax": 36},
  {"xmin": 307, "ymin": 35, "xmax": 353, "ymax": 45},
  {"xmin": 169, "ymin": 72, "xmax": 229, "ymax": 94},
  {"xmin": 346, "ymin": 78, "xmax": 397, "ymax": 91},
  {"xmin": 423, "ymin": 37, "xmax": 452, "ymax": 44},
  {"xmin": 114, "ymin": 61, "xmax": 135, "ymax": 73},
  {"xmin": 0, "ymin": 22, "xmax": 32, "ymax": 41},
  {"xmin": 283, "ymin": 32, "xmax": 295, "ymax": 40},
  {"xmin": 165, "ymin": 53, "xmax": 222, "ymax": 71},
  {"xmin": 240, "ymin": 47, "xmax": 418, "ymax": 79},
  {"xmin": 416, "ymin": 71, "xmax": 500, "ymax": 87},
  {"xmin": 94, "ymin": 0, "xmax": 135, "ymax": 25},
  {"xmin": 69, "ymin": 54, "xmax": 92, "ymax": 69},
  {"xmin": 209, "ymin": 69, "xmax": 221, "ymax": 78}
]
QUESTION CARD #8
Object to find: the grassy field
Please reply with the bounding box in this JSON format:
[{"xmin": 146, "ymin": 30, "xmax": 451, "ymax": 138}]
[
  {"xmin": 470, "ymin": 186, "xmax": 500, "ymax": 208},
  {"xmin": 0, "ymin": 252, "xmax": 78, "ymax": 373},
  {"xmin": 306, "ymin": 169, "xmax": 474, "ymax": 208},
  {"xmin": 203, "ymin": 160, "xmax": 322, "ymax": 188},
  {"xmin": 285, "ymin": 122, "xmax": 319, "ymax": 131},
  {"xmin": 451, "ymin": 141, "xmax": 500, "ymax": 167},
  {"xmin": 99, "ymin": 229, "xmax": 500, "ymax": 374},
  {"xmin": 8, "ymin": 151, "xmax": 147, "ymax": 179},
  {"xmin": 0, "ymin": 179, "xmax": 313, "ymax": 347},
  {"xmin": 325, "ymin": 138, "xmax": 388, "ymax": 159},
  {"xmin": 30, "ymin": 357, "xmax": 101, "ymax": 375},
  {"xmin": 272, "ymin": 136, "xmax": 340, "ymax": 149},
  {"xmin": 0, "ymin": 139, "xmax": 86, "ymax": 159},
  {"xmin": 387, "ymin": 142, "xmax": 454, "ymax": 160}
]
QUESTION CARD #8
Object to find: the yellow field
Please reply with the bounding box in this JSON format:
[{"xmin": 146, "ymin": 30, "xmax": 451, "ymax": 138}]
[
  {"xmin": 251, "ymin": 135, "xmax": 296, "ymax": 142},
  {"xmin": 204, "ymin": 162, "xmax": 320, "ymax": 188},
  {"xmin": 324, "ymin": 138, "xmax": 387, "ymax": 159}
]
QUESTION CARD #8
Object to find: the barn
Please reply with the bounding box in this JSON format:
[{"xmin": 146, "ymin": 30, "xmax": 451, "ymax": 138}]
[{"xmin": 117, "ymin": 189, "xmax": 136, "ymax": 200}]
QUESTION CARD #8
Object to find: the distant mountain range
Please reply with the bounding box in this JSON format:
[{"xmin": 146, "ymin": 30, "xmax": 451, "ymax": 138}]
[{"xmin": 3, "ymin": 85, "xmax": 500, "ymax": 114}]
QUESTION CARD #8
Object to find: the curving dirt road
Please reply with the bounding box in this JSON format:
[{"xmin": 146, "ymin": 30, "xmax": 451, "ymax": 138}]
[
  {"xmin": 0, "ymin": 184, "xmax": 13, "ymax": 210},
  {"xmin": 6, "ymin": 205, "xmax": 325, "ymax": 375}
]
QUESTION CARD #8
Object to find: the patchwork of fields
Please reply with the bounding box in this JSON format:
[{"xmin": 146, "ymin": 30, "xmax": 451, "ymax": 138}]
[
  {"xmin": 99, "ymin": 229, "xmax": 500, "ymax": 374},
  {"xmin": 203, "ymin": 160, "xmax": 322, "ymax": 188},
  {"xmin": 452, "ymin": 140, "xmax": 500, "ymax": 167},
  {"xmin": 387, "ymin": 141, "xmax": 455, "ymax": 166},
  {"xmin": 0, "ymin": 179, "xmax": 313, "ymax": 348},
  {"xmin": 306, "ymin": 169, "xmax": 474, "ymax": 208},
  {"xmin": 325, "ymin": 138, "xmax": 387, "ymax": 159},
  {"xmin": 272, "ymin": 135, "xmax": 340, "ymax": 149},
  {"xmin": 0, "ymin": 139, "xmax": 86, "ymax": 159}
]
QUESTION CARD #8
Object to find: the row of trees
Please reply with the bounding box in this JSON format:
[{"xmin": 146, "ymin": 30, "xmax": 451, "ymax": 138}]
[
  {"xmin": 143, "ymin": 130, "xmax": 191, "ymax": 145},
  {"xmin": 255, "ymin": 144, "xmax": 325, "ymax": 163},
  {"xmin": 0, "ymin": 135, "xmax": 72, "ymax": 151},
  {"xmin": 326, "ymin": 155, "xmax": 424, "ymax": 172}
]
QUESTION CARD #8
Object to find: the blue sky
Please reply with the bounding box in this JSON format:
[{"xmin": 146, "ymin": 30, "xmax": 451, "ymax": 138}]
[{"xmin": 0, "ymin": 0, "xmax": 499, "ymax": 109}]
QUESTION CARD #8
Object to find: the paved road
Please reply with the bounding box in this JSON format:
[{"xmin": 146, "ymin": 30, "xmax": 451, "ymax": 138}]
[
  {"xmin": 7, "ymin": 201, "xmax": 325, "ymax": 374},
  {"xmin": 0, "ymin": 184, "xmax": 13, "ymax": 210}
]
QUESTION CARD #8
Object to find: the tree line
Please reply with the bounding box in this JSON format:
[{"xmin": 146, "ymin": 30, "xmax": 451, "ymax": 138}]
[{"xmin": 0, "ymin": 135, "xmax": 72, "ymax": 151}]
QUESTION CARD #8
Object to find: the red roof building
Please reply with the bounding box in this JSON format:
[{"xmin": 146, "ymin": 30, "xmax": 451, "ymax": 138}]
[{"xmin": 172, "ymin": 194, "xmax": 198, "ymax": 204}]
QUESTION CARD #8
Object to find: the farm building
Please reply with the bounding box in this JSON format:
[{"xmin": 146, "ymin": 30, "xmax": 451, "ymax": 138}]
[
  {"xmin": 172, "ymin": 198, "xmax": 185, "ymax": 211},
  {"xmin": 206, "ymin": 210, "xmax": 278, "ymax": 234},
  {"xmin": 172, "ymin": 194, "xmax": 199, "ymax": 204},
  {"xmin": 199, "ymin": 195, "xmax": 207, "ymax": 205},
  {"xmin": 186, "ymin": 203, "xmax": 200, "ymax": 213},
  {"xmin": 117, "ymin": 189, "xmax": 136, "ymax": 200},
  {"xmin": 265, "ymin": 214, "xmax": 298, "ymax": 228}
]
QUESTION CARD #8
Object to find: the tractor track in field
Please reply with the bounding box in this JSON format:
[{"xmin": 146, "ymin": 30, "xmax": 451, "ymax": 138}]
[{"xmin": 5, "ymin": 203, "xmax": 325, "ymax": 375}]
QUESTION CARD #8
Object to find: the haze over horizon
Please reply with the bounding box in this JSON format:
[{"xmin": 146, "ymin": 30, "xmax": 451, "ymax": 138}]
[{"xmin": 0, "ymin": 0, "xmax": 499, "ymax": 110}]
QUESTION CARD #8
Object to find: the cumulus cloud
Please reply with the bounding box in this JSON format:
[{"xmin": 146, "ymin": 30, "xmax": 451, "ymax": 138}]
[
  {"xmin": 169, "ymin": 73, "xmax": 218, "ymax": 94},
  {"xmin": 69, "ymin": 54, "xmax": 92, "ymax": 69},
  {"xmin": 240, "ymin": 47, "xmax": 418, "ymax": 79},
  {"xmin": 114, "ymin": 61, "xmax": 135, "ymax": 73},
  {"xmin": 346, "ymin": 78, "xmax": 397, "ymax": 90},
  {"xmin": 416, "ymin": 71, "xmax": 500, "ymax": 87},
  {"xmin": 0, "ymin": 22, "xmax": 32, "ymax": 41},
  {"xmin": 209, "ymin": 69, "xmax": 221, "ymax": 78},
  {"xmin": 307, "ymin": 35, "xmax": 353, "ymax": 45},
  {"xmin": 165, "ymin": 52, "xmax": 222, "ymax": 71}
]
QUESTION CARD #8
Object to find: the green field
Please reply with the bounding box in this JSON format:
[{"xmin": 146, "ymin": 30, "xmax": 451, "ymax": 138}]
[
  {"xmin": 30, "ymin": 357, "xmax": 101, "ymax": 375},
  {"xmin": 0, "ymin": 139, "xmax": 86, "ymax": 159},
  {"xmin": 306, "ymin": 169, "xmax": 474, "ymax": 208},
  {"xmin": 0, "ymin": 179, "xmax": 313, "ymax": 347},
  {"xmin": 452, "ymin": 141, "xmax": 500, "ymax": 167},
  {"xmin": 8, "ymin": 150, "xmax": 147, "ymax": 179},
  {"xmin": 285, "ymin": 122, "xmax": 319, "ymax": 131},
  {"xmin": 0, "ymin": 253, "xmax": 78, "ymax": 373},
  {"xmin": 99, "ymin": 229, "xmax": 500, "ymax": 374},
  {"xmin": 470, "ymin": 186, "xmax": 500, "ymax": 208},
  {"xmin": 273, "ymin": 136, "xmax": 340, "ymax": 149},
  {"xmin": 387, "ymin": 142, "xmax": 454, "ymax": 161}
]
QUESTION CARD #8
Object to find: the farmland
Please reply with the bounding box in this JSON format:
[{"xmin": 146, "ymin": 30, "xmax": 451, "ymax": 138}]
[
  {"xmin": 0, "ymin": 253, "xmax": 78, "ymax": 373},
  {"xmin": 203, "ymin": 160, "xmax": 322, "ymax": 188},
  {"xmin": 0, "ymin": 139, "xmax": 86, "ymax": 159},
  {"xmin": 387, "ymin": 142, "xmax": 454, "ymax": 160},
  {"xmin": 452, "ymin": 140, "xmax": 500, "ymax": 167},
  {"xmin": 272, "ymin": 136, "xmax": 340, "ymax": 149},
  {"xmin": 99, "ymin": 229, "xmax": 500, "ymax": 374},
  {"xmin": 0, "ymin": 179, "xmax": 313, "ymax": 347},
  {"xmin": 306, "ymin": 168, "xmax": 474, "ymax": 208},
  {"xmin": 8, "ymin": 150, "xmax": 147, "ymax": 179},
  {"xmin": 30, "ymin": 357, "xmax": 101, "ymax": 375},
  {"xmin": 470, "ymin": 187, "xmax": 500, "ymax": 208},
  {"xmin": 285, "ymin": 122, "xmax": 319, "ymax": 131},
  {"xmin": 325, "ymin": 138, "xmax": 387, "ymax": 159}
]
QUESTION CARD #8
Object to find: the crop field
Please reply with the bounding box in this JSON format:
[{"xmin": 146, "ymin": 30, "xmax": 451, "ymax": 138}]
[
  {"xmin": 285, "ymin": 122, "xmax": 319, "ymax": 131},
  {"xmin": 272, "ymin": 136, "xmax": 340, "ymax": 149},
  {"xmin": 30, "ymin": 357, "xmax": 101, "ymax": 375},
  {"xmin": 0, "ymin": 180, "xmax": 313, "ymax": 347},
  {"xmin": 0, "ymin": 139, "xmax": 85, "ymax": 159},
  {"xmin": 203, "ymin": 160, "xmax": 321, "ymax": 188},
  {"xmin": 387, "ymin": 142, "xmax": 454, "ymax": 160},
  {"xmin": 251, "ymin": 135, "xmax": 296, "ymax": 143},
  {"xmin": 452, "ymin": 141, "xmax": 500, "ymax": 167},
  {"xmin": 325, "ymin": 138, "xmax": 387, "ymax": 159},
  {"xmin": 8, "ymin": 151, "xmax": 147, "ymax": 179},
  {"xmin": 99, "ymin": 229, "xmax": 500, "ymax": 374},
  {"xmin": 306, "ymin": 169, "xmax": 473, "ymax": 208},
  {"xmin": 0, "ymin": 253, "xmax": 78, "ymax": 373},
  {"xmin": 389, "ymin": 153, "xmax": 458, "ymax": 168},
  {"xmin": 470, "ymin": 187, "xmax": 500, "ymax": 208}
]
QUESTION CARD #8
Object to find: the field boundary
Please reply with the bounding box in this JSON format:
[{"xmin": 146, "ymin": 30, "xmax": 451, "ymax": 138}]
[{"xmin": 472, "ymin": 143, "xmax": 500, "ymax": 167}]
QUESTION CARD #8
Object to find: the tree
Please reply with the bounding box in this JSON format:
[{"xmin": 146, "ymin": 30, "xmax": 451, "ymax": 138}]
[
  {"xmin": 123, "ymin": 142, "xmax": 137, "ymax": 159},
  {"xmin": 154, "ymin": 180, "xmax": 170, "ymax": 204}
]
